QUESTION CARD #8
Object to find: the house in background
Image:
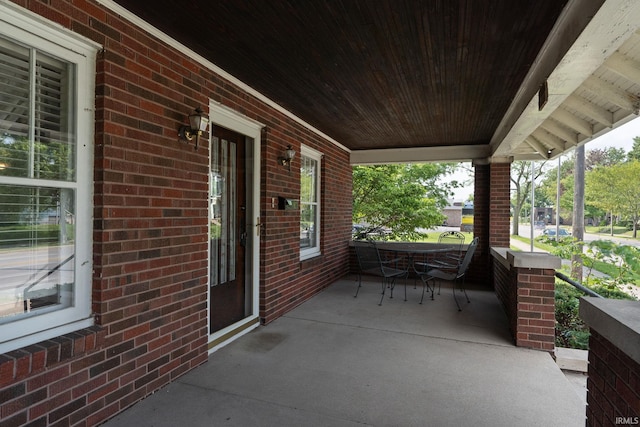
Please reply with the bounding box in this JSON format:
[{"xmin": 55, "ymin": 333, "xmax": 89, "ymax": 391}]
[
  {"xmin": 442, "ymin": 200, "xmax": 463, "ymax": 228},
  {"xmin": 1, "ymin": 0, "xmax": 639, "ymax": 425}
]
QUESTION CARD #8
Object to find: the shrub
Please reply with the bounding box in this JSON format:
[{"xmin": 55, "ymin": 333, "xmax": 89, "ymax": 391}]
[
  {"xmin": 555, "ymin": 281, "xmax": 590, "ymax": 349},
  {"xmin": 555, "ymin": 278, "xmax": 636, "ymax": 350}
]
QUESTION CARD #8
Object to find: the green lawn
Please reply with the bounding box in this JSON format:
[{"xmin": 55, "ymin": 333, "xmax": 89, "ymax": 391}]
[
  {"xmin": 585, "ymin": 225, "xmax": 639, "ymax": 240},
  {"xmin": 511, "ymin": 234, "xmax": 640, "ymax": 286}
]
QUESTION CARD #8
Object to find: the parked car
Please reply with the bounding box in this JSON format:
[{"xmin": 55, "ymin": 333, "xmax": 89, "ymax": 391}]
[
  {"xmin": 542, "ymin": 228, "xmax": 571, "ymax": 237},
  {"xmin": 352, "ymin": 224, "xmax": 391, "ymax": 240}
]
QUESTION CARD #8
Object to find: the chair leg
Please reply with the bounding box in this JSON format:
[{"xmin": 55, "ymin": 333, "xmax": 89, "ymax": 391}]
[
  {"xmin": 419, "ymin": 276, "xmax": 434, "ymax": 304},
  {"xmin": 379, "ymin": 278, "xmax": 387, "ymax": 306},
  {"xmin": 452, "ymin": 282, "xmax": 462, "ymax": 311},
  {"xmin": 452, "ymin": 278, "xmax": 470, "ymax": 311},
  {"xmin": 404, "ymin": 276, "xmax": 407, "ymax": 301},
  {"xmin": 461, "ymin": 277, "xmax": 470, "ymax": 303},
  {"xmin": 354, "ymin": 273, "xmax": 362, "ymax": 298}
]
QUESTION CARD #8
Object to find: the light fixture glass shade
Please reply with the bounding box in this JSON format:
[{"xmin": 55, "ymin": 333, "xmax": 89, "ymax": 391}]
[
  {"xmin": 285, "ymin": 146, "xmax": 295, "ymax": 161},
  {"xmin": 198, "ymin": 113, "xmax": 210, "ymax": 132},
  {"xmin": 188, "ymin": 107, "xmax": 209, "ymax": 133}
]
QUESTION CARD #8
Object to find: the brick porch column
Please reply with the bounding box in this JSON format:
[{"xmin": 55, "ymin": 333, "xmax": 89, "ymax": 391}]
[
  {"xmin": 492, "ymin": 249, "xmax": 560, "ymax": 352},
  {"xmin": 473, "ymin": 161, "xmax": 510, "ymax": 283}
]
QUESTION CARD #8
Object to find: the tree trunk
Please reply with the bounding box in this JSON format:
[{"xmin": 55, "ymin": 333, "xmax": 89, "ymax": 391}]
[
  {"xmin": 572, "ymin": 145, "xmax": 585, "ymax": 282},
  {"xmin": 512, "ymin": 211, "xmax": 520, "ymax": 235},
  {"xmin": 610, "ymin": 210, "xmax": 614, "ymax": 236}
]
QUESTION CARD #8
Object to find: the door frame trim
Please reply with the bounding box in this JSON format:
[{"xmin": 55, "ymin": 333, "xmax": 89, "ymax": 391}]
[{"xmin": 207, "ymin": 101, "xmax": 264, "ymax": 351}]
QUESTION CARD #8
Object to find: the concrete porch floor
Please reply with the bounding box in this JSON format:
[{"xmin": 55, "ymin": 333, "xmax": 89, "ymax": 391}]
[{"xmin": 103, "ymin": 277, "xmax": 585, "ymax": 426}]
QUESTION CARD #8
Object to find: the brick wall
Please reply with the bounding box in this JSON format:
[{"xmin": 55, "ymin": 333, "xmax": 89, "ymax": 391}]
[
  {"xmin": 488, "ymin": 163, "xmax": 511, "ymax": 249},
  {"xmin": 472, "ymin": 163, "xmax": 490, "ymax": 283},
  {"xmin": 492, "ymin": 251, "xmax": 556, "ymax": 352},
  {"xmin": 472, "ymin": 162, "xmax": 510, "ymax": 284},
  {"xmin": 512, "ymin": 267, "xmax": 555, "ymax": 351},
  {"xmin": 493, "ymin": 258, "xmax": 517, "ymax": 341},
  {"xmin": 261, "ymin": 128, "xmax": 351, "ymax": 324},
  {"xmin": 586, "ymin": 330, "xmax": 640, "ymax": 427},
  {"xmin": 0, "ymin": 1, "xmax": 351, "ymax": 425}
]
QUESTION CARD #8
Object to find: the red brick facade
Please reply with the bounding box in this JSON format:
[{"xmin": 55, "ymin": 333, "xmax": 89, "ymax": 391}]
[
  {"xmin": 493, "ymin": 255, "xmax": 556, "ymax": 352},
  {"xmin": 489, "ymin": 163, "xmax": 511, "ymax": 248},
  {"xmin": 0, "ymin": 1, "xmax": 350, "ymax": 425},
  {"xmin": 586, "ymin": 330, "xmax": 640, "ymax": 427},
  {"xmin": 471, "ymin": 162, "xmax": 510, "ymax": 283}
]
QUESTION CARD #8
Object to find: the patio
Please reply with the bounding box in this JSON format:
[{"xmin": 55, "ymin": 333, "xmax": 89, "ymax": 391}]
[{"xmin": 103, "ymin": 277, "xmax": 585, "ymax": 427}]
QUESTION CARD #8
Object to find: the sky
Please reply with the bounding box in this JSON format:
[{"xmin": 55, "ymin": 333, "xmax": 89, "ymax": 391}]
[{"xmin": 449, "ymin": 117, "xmax": 640, "ymax": 201}]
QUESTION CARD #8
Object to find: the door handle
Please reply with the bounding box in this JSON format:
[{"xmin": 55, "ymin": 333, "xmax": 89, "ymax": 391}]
[{"xmin": 255, "ymin": 217, "xmax": 261, "ymax": 236}]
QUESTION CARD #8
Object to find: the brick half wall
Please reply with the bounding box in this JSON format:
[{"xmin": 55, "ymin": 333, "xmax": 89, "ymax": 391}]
[
  {"xmin": 492, "ymin": 248, "xmax": 560, "ymax": 352},
  {"xmin": 580, "ymin": 298, "xmax": 640, "ymax": 427}
]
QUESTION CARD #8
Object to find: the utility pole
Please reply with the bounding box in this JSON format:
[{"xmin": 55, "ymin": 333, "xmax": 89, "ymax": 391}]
[{"xmin": 572, "ymin": 145, "xmax": 585, "ymax": 282}]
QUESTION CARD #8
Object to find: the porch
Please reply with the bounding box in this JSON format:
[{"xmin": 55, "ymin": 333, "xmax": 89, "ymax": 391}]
[{"xmin": 103, "ymin": 276, "xmax": 584, "ymax": 427}]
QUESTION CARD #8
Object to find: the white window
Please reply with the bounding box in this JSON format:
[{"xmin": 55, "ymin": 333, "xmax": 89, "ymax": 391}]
[
  {"xmin": 0, "ymin": 3, "xmax": 98, "ymax": 353},
  {"xmin": 300, "ymin": 146, "xmax": 321, "ymax": 260}
]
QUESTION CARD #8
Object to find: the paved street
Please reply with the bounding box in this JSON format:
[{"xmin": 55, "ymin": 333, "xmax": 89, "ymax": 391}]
[{"xmin": 515, "ymin": 224, "xmax": 640, "ymax": 247}]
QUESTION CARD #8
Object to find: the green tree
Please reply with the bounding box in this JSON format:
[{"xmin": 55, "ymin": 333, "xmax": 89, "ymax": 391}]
[
  {"xmin": 352, "ymin": 163, "xmax": 459, "ymax": 240},
  {"xmin": 510, "ymin": 161, "xmax": 547, "ymax": 235},
  {"xmin": 586, "ymin": 147, "xmax": 626, "ymax": 168},
  {"xmin": 586, "ymin": 166, "xmax": 623, "ymax": 235},
  {"xmin": 628, "ymin": 136, "xmax": 640, "ymax": 161},
  {"xmin": 541, "ymin": 147, "xmax": 626, "ymax": 227},
  {"xmin": 615, "ymin": 160, "xmax": 640, "ymax": 238}
]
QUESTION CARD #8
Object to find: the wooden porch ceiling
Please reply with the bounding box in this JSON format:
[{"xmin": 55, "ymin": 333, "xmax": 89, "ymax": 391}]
[{"xmin": 109, "ymin": 0, "xmax": 640, "ymax": 163}]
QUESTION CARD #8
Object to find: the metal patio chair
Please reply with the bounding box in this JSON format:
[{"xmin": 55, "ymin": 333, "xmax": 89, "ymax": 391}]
[
  {"xmin": 413, "ymin": 231, "xmax": 465, "ymax": 278},
  {"xmin": 436, "ymin": 230, "xmax": 466, "ymax": 266},
  {"xmin": 354, "ymin": 240, "xmax": 409, "ymax": 305},
  {"xmin": 417, "ymin": 237, "xmax": 478, "ymax": 310}
]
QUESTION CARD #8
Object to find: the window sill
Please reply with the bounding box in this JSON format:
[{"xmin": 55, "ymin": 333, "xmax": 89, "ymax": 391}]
[
  {"xmin": 300, "ymin": 253, "xmax": 323, "ymax": 267},
  {"xmin": 0, "ymin": 326, "xmax": 105, "ymax": 387}
]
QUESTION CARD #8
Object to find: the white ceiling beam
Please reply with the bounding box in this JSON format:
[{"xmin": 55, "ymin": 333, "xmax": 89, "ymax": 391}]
[
  {"xmin": 563, "ymin": 94, "xmax": 614, "ymax": 126},
  {"xmin": 605, "ymin": 52, "xmax": 640, "ymax": 83},
  {"xmin": 582, "ymin": 75, "xmax": 637, "ymax": 110},
  {"xmin": 350, "ymin": 145, "xmax": 490, "ymax": 165},
  {"xmin": 531, "ymin": 129, "xmax": 566, "ymax": 152},
  {"xmin": 540, "ymin": 119, "xmax": 579, "ymax": 145},
  {"xmin": 551, "ymin": 109, "xmax": 594, "ymax": 136},
  {"xmin": 525, "ymin": 137, "xmax": 552, "ymax": 159}
]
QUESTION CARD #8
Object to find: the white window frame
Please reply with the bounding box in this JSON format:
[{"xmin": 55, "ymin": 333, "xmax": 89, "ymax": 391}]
[
  {"xmin": 0, "ymin": 2, "xmax": 99, "ymax": 353},
  {"xmin": 300, "ymin": 145, "xmax": 322, "ymax": 260}
]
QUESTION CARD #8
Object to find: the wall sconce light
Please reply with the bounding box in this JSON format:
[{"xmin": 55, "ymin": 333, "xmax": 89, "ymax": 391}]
[
  {"xmin": 178, "ymin": 107, "xmax": 209, "ymax": 149},
  {"xmin": 278, "ymin": 145, "xmax": 296, "ymax": 171}
]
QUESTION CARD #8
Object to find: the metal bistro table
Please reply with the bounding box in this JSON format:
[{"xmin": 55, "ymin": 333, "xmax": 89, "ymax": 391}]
[{"xmin": 377, "ymin": 245, "xmax": 454, "ymax": 302}]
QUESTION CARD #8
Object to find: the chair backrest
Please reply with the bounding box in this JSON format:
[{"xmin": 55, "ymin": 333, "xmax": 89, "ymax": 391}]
[
  {"xmin": 438, "ymin": 231, "xmax": 465, "ymax": 254},
  {"xmin": 456, "ymin": 237, "xmax": 478, "ymax": 278},
  {"xmin": 354, "ymin": 240, "xmax": 382, "ymax": 272}
]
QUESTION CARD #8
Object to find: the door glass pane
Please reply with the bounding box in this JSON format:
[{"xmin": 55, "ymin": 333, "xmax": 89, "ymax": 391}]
[
  {"xmin": 209, "ymin": 137, "xmax": 237, "ymax": 286},
  {"xmin": 300, "ymin": 155, "xmax": 318, "ymax": 250}
]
